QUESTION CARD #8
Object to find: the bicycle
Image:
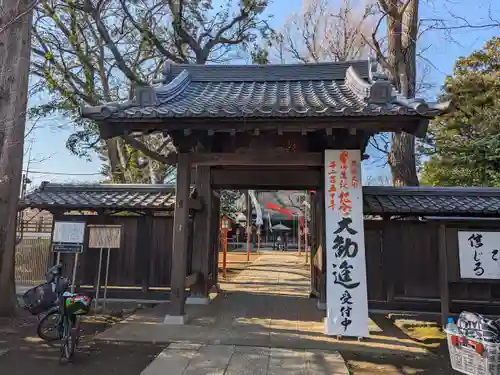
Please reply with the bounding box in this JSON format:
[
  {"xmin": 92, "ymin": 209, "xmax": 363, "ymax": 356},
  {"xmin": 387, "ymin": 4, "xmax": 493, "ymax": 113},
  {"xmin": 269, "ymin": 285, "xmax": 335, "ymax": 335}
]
[
  {"xmin": 23, "ymin": 264, "xmax": 92, "ymax": 362},
  {"xmin": 58, "ymin": 292, "xmax": 91, "ymax": 362}
]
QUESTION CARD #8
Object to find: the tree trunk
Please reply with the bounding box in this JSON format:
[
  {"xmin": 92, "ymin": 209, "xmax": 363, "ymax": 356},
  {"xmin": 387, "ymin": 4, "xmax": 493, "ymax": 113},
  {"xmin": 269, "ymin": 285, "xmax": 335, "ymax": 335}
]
[
  {"xmin": 389, "ymin": 132, "xmax": 419, "ymax": 186},
  {"xmin": 0, "ymin": 0, "xmax": 33, "ymax": 316},
  {"xmin": 386, "ymin": 0, "xmax": 420, "ymax": 186}
]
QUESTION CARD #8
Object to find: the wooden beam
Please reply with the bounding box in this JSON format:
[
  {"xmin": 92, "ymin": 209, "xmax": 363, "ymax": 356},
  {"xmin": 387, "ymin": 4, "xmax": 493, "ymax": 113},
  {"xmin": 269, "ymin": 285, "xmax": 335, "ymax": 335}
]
[
  {"xmin": 191, "ymin": 152, "xmax": 323, "ymax": 167},
  {"xmin": 438, "ymin": 223, "xmax": 450, "ymax": 326},
  {"xmin": 98, "ymin": 116, "xmax": 426, "ymax": 140},
  {"xmin": 211, "ymin": 169, "xmax": 321, "ymax": 189},
  {"xmin": 188, "ymin": 197, "xmax": 203, "ymax": 211},
  {"xmin": 136, "ymin": 215, "xmax": 153, "ymax": 292},
  {"xmin": 191, "ymin": 166, "xmax": 212, "ymax": 298},
  {"xmin": 185, "ymin": 272, "xmax": 201, "ymax": 288},
  {"xmin": 170, "ymin": 153, "xmax": 191, "ymax": 316}
]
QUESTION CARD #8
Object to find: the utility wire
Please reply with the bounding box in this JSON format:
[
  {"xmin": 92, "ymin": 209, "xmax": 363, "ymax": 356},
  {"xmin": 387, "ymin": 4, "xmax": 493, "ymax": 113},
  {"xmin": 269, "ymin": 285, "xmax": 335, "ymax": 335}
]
[{"xmin": 22, "ymin": 170, "xmax": 102, "ymax": 176}]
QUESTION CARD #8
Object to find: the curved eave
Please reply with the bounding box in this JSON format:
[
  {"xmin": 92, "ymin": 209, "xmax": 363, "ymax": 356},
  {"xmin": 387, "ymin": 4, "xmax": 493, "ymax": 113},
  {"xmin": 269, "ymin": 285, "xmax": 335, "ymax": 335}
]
[{"xmin": 80, "ymin": 63, "xmax": 451, "ymax": 122}]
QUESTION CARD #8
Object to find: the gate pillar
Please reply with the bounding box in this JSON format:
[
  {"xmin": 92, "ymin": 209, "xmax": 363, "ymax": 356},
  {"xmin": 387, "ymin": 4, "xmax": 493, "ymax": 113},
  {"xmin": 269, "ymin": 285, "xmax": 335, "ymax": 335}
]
[{"xmin": 187, "ymin": 166, "xmax": 213, "ymax": 304}]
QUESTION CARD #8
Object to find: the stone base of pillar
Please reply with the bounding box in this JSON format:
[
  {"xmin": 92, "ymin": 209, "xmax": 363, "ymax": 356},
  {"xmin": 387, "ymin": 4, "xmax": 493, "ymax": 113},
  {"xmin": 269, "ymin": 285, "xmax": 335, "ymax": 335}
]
[
  {"xmin": 316, "ymin": 300, "xmax": 326, "ymax": 311},
  {"xmin": 186, "ymin": 296, "xmax": 211, "ymax": 305},
  {"xmin": 209, "ymin": 284, "xmax": 221, "ymax": 293},
  {"xmin": 163, "ymin": 314, "xmax": 188, "ymax": 325}
]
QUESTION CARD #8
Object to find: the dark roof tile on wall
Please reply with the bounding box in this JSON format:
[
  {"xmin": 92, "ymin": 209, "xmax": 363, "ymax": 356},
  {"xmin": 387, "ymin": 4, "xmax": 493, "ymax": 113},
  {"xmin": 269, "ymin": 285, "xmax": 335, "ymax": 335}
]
[
  {"xmin": 363, "ymin": 186, "xmax": 500, "ymax": 217},
  {"xmin": 21, "ymin": 183, "xmax": 175, "ymax": 211},
  {"xmin": 20, "ymin": 183, "xmax": 500, "ymax": 218}
]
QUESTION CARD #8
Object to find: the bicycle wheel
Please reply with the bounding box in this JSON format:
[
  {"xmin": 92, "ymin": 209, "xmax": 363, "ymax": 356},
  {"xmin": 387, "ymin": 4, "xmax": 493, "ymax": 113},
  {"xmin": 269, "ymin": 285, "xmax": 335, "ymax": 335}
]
[
  {"xmin": 60, "ymin": 317, "xmax": 74, "ymax": 362},
  {"xmin": 37, "ymin": 310, "xmax": 63, "ymax": 341},
  {"xmin": 72, "ymin": 317, "xmax": 81, "ymax": 351}
]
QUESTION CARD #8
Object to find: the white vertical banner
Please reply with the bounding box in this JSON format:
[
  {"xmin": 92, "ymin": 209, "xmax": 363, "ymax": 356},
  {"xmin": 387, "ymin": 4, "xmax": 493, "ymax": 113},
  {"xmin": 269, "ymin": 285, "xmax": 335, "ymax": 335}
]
[{"xmin": 324, "ymin": 149, "xmax": 369, "ymax": 338}]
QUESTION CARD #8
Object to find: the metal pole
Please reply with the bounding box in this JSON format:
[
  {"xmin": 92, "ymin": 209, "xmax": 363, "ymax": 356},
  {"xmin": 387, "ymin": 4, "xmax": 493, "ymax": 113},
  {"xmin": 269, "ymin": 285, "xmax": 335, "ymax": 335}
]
[
  {"xmin": 94, "ymin": 248, "xmax": 104, "ymax": 308},
  {"xmin": 298, "ymin": 216, "xmax": 302, "ymax": 256},
  {"xmin": 222, "ymin": 232, "xmax": 227, "ymax": 279},
  {"xmin": 56, "ymin": 252, "xmax": 61, "ymax": 265},
  {"xmin": 103, "ymin": 248, "xmax": 111, "ymax": 310},
  {"xmin": 246, "ymin": 191, "xmax": 251, "ymax": 261},
  {"xmin": 257, "ymin": 227, "xmax": 261, "ymax": 252},
  {"xmin": 305, "ymin": 192, "xmax": 309, "ymax": 264},
  {"xmin": 71, "ymin": 253, "xmax": 79, "ymax": 293}
]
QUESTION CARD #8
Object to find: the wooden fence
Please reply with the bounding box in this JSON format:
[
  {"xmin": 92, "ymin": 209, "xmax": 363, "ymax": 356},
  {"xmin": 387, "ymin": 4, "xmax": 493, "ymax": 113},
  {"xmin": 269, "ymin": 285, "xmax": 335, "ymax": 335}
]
[
  {"xmin": 310, "ymin": 218, "xmax": 500, "ymax": 315},
  {"xmin": 18, "ymin": 210, "xmax": 500, "ymax": 312},
  {"xmin": 17, "ymin": 217, "xmax": 53, "ymax": 233},
  {"xmin": 15, "ymin": 236, "xmax": 52, "ymax": 286},
  {"xmin": 55, "ymin": 215, "xmax": 181, "ymax": 300}
]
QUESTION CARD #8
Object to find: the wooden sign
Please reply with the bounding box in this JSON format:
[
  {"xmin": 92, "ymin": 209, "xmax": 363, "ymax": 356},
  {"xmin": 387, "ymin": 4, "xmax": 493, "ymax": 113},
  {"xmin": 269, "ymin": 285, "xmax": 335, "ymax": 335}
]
[
  {"xmin": 324, "ymin": 149, "xmax": 369, "ymax": 338},
  {"xmin": 88, "ymin": 225, "xmax": 122, "ymax": 249},
  {"xmin": 458, "ymin": 231, "xmax": 500, "ymax": 279}
]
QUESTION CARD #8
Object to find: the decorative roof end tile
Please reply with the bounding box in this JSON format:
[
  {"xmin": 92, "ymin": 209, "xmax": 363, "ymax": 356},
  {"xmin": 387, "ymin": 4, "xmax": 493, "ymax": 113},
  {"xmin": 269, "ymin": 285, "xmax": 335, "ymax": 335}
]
[
  {"xmin": 345, "ymin": 66, "xmax": 371, "ymax": 101},
  {"xmin": 368, "ymin": 57, "xmax": 389, "ymax": 82},
  {"xmin": 345, "ymin": 65, "xmax": 393, "ymax": 104},
  {"xmin": 369, "ymin": 81, "xmax": 394, "ymax": 104},
  {"xmin": 162, "ymin": 61, "xmax": 173, "ymax": 83},
  {"xmin": 136, "ymin": 86, "xmax": 158, "ymax": 107}
]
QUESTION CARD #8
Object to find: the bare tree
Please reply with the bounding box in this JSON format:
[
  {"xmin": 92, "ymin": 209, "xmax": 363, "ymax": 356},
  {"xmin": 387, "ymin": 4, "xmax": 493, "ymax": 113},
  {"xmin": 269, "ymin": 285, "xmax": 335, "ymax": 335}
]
[
  {"xmin": 272, "ymin": 0, "xmax": 377, "ymax": 63},
  {"xmin": 358, "ymin": 0, "xmax": 419, "ymax": 186},
  {"xmin": 30, "ymin": 0, "xmax": 270, "ymax": 182},
  {"xmin": 365, "ymin": 0, "xmax": 500, "ymax": 186},
  {"xmin": 0, "ymin": 0, "xmax": 33, "ymax": 315}
]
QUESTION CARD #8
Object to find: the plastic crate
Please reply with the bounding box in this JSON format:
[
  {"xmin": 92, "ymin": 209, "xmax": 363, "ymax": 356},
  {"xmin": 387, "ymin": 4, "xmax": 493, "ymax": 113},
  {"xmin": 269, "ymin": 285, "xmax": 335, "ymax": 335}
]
[{"xmin": 447, "ymin": 330, "xmax": 500, "ymax": 375}]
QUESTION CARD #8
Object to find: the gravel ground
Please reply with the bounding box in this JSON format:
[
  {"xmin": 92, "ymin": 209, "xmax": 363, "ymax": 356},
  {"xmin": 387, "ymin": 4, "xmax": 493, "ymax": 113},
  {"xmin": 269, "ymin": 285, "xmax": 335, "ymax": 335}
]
[{"xmin": 0, "ymin": 310, "xmax": 163, "ymax": 375}]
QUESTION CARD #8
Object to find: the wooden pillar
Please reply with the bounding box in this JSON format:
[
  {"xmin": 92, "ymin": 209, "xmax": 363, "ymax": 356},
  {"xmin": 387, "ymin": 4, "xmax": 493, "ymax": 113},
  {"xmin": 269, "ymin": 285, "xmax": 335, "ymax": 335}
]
[
  {"xmin": 298, "ymin": 217, "xmax": 302, "ymax": 255},
  {"xmin": 211, "ymin": 192, "xmax": 221, "ymax": 288},
  {"xmin": 318, "ymin": 186, "xmax": 327, "ymax": 307},
  {"xmin": 190, "ymin": 166, "xmax": 212, "ymax": 298},
  {"xmin": 438, "ymin": 223, "xmax": 450, "ymax": 326},
  {"xmin": 169, "ymin": 153, "xmax": 191, "ymax": 317},
  {"xmin": 136, "ymin": 214, "xmax": 153, "ymax": 293}
]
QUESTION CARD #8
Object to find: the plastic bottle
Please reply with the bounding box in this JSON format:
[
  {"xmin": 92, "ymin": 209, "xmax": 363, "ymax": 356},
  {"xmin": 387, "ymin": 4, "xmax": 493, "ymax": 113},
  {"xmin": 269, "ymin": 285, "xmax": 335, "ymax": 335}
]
[{"xmin": 446, "ymin": 317, "xmax": 457, "ymax": 333}]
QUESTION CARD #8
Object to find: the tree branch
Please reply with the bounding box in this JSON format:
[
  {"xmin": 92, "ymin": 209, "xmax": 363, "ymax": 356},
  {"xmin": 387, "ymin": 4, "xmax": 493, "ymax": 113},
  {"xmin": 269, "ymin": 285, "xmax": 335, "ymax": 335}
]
[
  {"xmin": 0, "ymin": 0, "xmax": 38, "ymax": 35},
  {"xmin": 121, "ymin": 134, "xmax": 177, "ymax": 166}
]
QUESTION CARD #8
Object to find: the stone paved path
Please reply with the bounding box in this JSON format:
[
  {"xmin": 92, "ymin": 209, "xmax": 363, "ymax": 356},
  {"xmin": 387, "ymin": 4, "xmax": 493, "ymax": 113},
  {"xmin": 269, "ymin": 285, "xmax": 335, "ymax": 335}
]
[
  {"xmin": 97, "ymin": 251, "xmax": 430, "ymax": 374},
  {"xmin": 141, "ymin": 343, "xmax": 348, "ymax": 375},
  {"xmin": 99, "ymin": 251, "xmax": 352, "ymax": 374},
  {"xmin": 98, "ymin": 252, "xmax": 334, "ymax": 349}
]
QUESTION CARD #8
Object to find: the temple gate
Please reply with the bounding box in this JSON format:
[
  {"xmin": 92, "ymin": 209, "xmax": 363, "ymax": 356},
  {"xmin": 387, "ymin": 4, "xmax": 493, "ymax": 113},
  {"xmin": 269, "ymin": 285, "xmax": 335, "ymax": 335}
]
[{"xmin": 81, "ymin": 60, "xmax": 446, "ymax": 330}]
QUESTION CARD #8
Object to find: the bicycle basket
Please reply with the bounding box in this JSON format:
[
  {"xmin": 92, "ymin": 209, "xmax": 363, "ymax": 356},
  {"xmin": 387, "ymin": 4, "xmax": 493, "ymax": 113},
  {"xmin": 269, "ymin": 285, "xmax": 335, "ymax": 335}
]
[
  {"xmin": 64, "ymin": 295, "xmax": 91, "ymax": 316},
  {"xmin": 22, "ymin": 283, "xmax": 58, "ymax": 315}
]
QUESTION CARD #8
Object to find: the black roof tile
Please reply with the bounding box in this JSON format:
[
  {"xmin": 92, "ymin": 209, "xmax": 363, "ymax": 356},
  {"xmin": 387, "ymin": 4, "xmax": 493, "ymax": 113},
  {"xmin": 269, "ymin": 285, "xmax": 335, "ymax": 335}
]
[
  {"xmin": 20, "ymin": 183, "xmax": 500, "ymax": 218},
  {"xmin": 81, "ymin": 60, "xmax": 445, "ymax": 121},
  {"xmin": 21, "ymin": 183, "xmax": 175, "ymax": 211}
]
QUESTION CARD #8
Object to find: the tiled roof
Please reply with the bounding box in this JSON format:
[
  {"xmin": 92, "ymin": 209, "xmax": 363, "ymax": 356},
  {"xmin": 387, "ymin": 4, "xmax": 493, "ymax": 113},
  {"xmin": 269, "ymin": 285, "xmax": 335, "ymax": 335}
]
[
  {"xmin": 21, "ymin": 182, "xmax": 175, "ymax": 211},
  {"xmin": 363, "ymin": 186, "xmax": 500, "ymax": 217},
  {"xmin": 81, "ymin": 60, "xmax": 445, "ymax": 121},
  {"xmin": 20, "ymin": 183, "xmax": 500, "ymax": 217}
]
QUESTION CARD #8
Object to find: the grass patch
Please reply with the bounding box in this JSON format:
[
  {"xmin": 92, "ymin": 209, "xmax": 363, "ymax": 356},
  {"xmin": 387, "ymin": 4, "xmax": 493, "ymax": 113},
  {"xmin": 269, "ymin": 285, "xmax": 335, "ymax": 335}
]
[{"xmin": 394, "ymin": 316, "xmax": 446, "ymax": 348}]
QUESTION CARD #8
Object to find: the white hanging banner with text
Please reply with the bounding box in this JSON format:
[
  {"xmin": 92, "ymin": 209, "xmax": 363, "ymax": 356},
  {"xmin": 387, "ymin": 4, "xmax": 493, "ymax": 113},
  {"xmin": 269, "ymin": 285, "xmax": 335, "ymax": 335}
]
[
  {"xmin": 458, "ymin": 231, "xmax": 500, "ymax": 279},
  {"xmin": 324, "ymin": 149, "xmax": 369, "ymax": 338}
]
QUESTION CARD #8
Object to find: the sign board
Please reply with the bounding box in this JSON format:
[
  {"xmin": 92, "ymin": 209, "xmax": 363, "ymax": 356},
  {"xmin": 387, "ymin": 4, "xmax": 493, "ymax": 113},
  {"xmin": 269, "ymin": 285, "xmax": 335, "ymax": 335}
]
[
  {"xmin": 53, "ymin": 221, "xmax": 85, "ymax": 244},
  {"xmin": 458, "ymin": 231, "xmax": 500, "ymax": 279},
  {"xmin": 324, "ymin": 149, "xmax": 369, "ymax": 338},
  {"xmin": 52, "ymin": 243, "xmax": 84, "ymax": 253},
  {"xmin": 52, "ymin": 221, "xmax": 85, "ymax": 253},
  {"xmin": 88, "ymin": 225, "xmax": 122, "ymax": 249}
]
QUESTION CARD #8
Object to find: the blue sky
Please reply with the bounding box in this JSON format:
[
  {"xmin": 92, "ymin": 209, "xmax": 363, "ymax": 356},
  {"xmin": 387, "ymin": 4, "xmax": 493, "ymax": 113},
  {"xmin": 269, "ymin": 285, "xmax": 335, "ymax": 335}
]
[{"xmin": 24, "ymin": 0, "xmax": 500, "ymax": 188}]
